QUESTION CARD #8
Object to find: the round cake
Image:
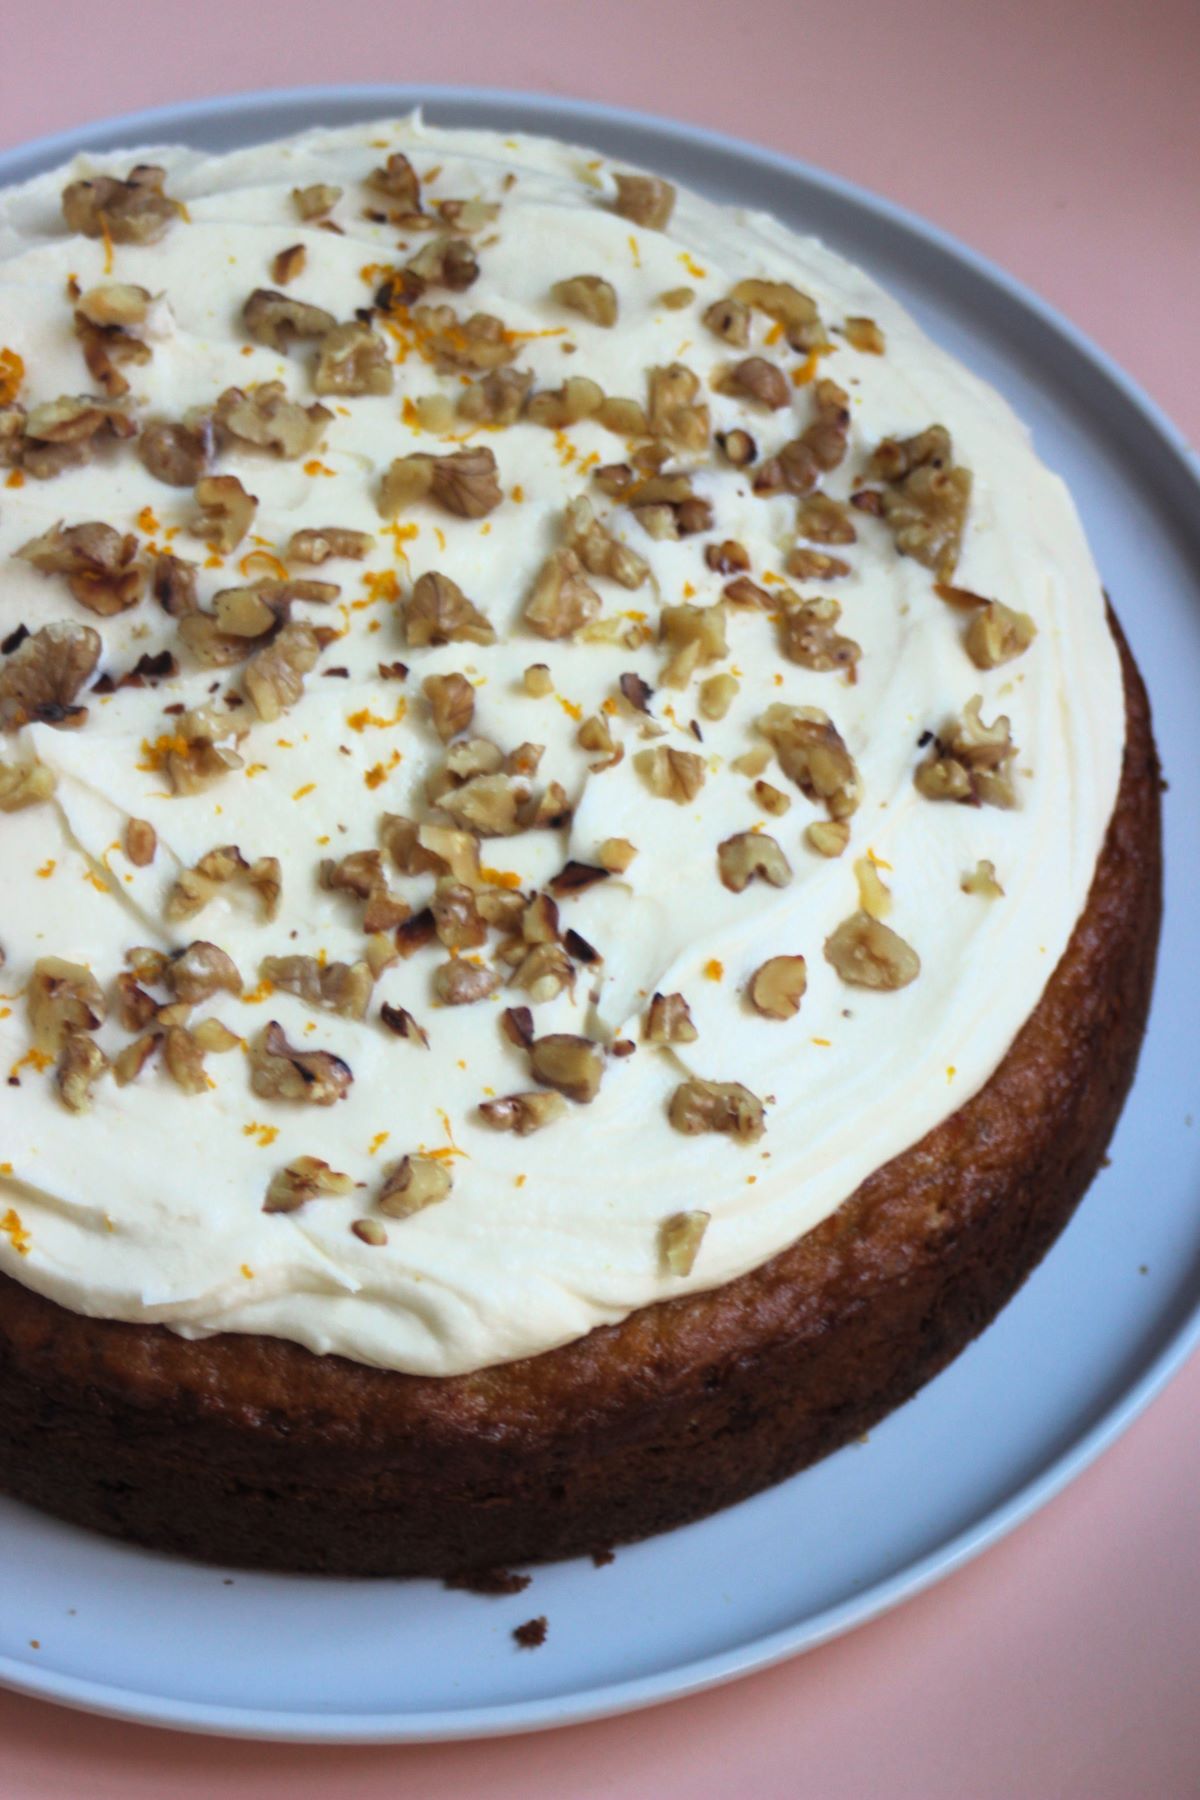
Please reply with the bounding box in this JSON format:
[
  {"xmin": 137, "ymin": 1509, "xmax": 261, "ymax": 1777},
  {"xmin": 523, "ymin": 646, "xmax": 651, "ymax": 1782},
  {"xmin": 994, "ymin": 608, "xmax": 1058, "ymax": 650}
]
[{"xmin": 0, "ymin": 117, "xmax": 1160, "ymax": 1576}]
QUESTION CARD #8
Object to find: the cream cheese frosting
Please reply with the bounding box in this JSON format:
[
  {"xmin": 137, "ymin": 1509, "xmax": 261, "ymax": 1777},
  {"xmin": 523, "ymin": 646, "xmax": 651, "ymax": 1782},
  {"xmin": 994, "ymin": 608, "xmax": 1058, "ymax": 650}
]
[{"xmin": 0, "ymin": 116, "xmax": 1123, "ymax": 1375}]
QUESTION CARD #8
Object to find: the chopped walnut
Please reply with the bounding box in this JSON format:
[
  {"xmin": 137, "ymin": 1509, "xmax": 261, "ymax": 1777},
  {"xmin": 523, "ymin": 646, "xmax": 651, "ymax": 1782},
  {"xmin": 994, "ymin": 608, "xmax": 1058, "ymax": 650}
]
[
  {"xmin": 757, "ymin": 703, "xmax": 861, "ymax": 820},
  {"xmin": 962, "ymin": 859, "xmax": 1004, "ymax": 898},
  {"xmin": 61, "ymin": 163, "xmax": 176, "ymax": 245},
  {"xmin": 189, "ymin": 474, "xmax": 258, "ymax": 553},
  {"xmin": 523, "ymin": 662, "xmax": 553, "ymax": 698},
  {"xmin": 402, "ymin": 233, "xmax": 480, "ymax": 295},
  {"xmin": 795, "ymin": 492, "xmax": 857, "ymax": 545},
  {"xmin": 646, "ymin": 363, "xmax": 709, "ymax": 451},
  {"xmin": 458, "ymin": 366, "xmax": 535, "ymax": 426},
  {"xmin": 57, "ymin": 1031, "xmax": 109, "ymax": 1114},
  {"xmin": 19, "ymin": 394, "xmax": 136, "ymax": 480},
  {"xmin": 28, "ymin": 958, "xmax": 106, "ymax": 1056},
  {"xmin": 124, "ymin": 817, "xmax": 157, "ymax": 867},
  {"xmin": 754, "ymin": 779, "xmax": 790, "ymax": 816},
  {"xmin": 167, "ymin": 844, "xmax": 281, "ymax": 924},
  {"xmin": 867, "ymin": 425, "xmax": 972, "ymax": 579},
  {"xmin": 264, "ymin": 1155, "xmax": 354, "ymax": 1214},
  {"xmin": 644, "ymin": 991, "xmax": 698, "ymax": 1044},
  {"xmin": 352, "ymin": 1217, "xmax": 388, "ymax": 1245},
  {"xmin": 423, "ymin": 670, "xmax": 475, "ymax": 742},
  {"xmin": 661, "ymin": 1209, "xmax": 709, "ymax": 1275},
  {"xmin": 824, "ymin": 911, "xmax": 920, "ymax": 990},
  {"xmin": 74, "ymin": 282, "xmax": 153, "ymax": 398},
  {"xmin": 313, "ymin": 321, "xmax": 394, "ymax": 397},
  {"xmin": 433, "ymin": 959, "xmax": 499, "ymax": 1005},
  {"xmin": 368, "ymin": 152, "xmax": 422, "ymax": 210},
  {"xmin": 748, "ymin": 955, "xmax": 807, "ymax": 1020},
  {"xmin": 525, "ymin": 375, "xmax": 605, "ymax": 429},
  {"xmin": 162, "ymin": 704, "xmax": 243, "ymax": 794},
  {"xmin": 139, "ymin": 419, "xmax": 212, "ymax": 487},
  {"xmin": 659, "ymin": 602, "xmax": 727, "ymax": 688},
  {"xmin": 915, "ymin": 696, "xmax": 1018, "ymax": 808},
  {"xmin": 192, "ymin": 1017, "xmax": 240, "ymax": 1054},
  {"xmin": 565, "ymin": 497, "xmax": 648, "ymax": 590},
  {"xmin": 378, "ymin": 1154, "xmax": 451, "ymax": 1219},
  {"xmin": 439, "ymin": 771, "xmax": 527, "ymax": 837},
  {"xmin": 843, "ymin": 315, "xmax": 886, "ymax": 354},
  {"xmin": 699, "ymin": 672, "xmax": 739, "ymax": 721},
  {"xmin": 250, "ymin": 1020, "xmax": 352, "ymax": 1104},
  {"xmin": 717, "ymin": 356, "xmax": 790, "ymax": 410},
  {"xmin": 785, "ymin": 546, "xmax": 851, "ymax": 581},
  {"xmin": 0, "ymin": 622, "xmax": 101, "ymax": 731},
  {"xmin": 524, "ymin": 548, "xmax": 602, "ymax": 639},
  {"xmin": 754, "ymin": 379, "xmax": 851, "ymax": 495},
  {"xmin": 378, "ymin": 453, "xmax": 434, "ymax": 515},
  {"xmin": 715, "ymin": 428, "xmax": 757, "ymax": 468},
  {"xmin": 243, "ymin": 620, "xmax": 321, "ymax": 721},
  {"xmin": 529, "ymin": 1033, "xmax": 604, "ymax": 1103},
  {"xmin": 431, "ymin": 881, "xmax": 487, "ymax": 951},
  {"xmin": 213, "ymin": 383, "xmax": 331, "ymax": 459},
  {"xmin": 404, "ymin": 570, "xmax": 496, "ymax": 646},
  {"xmin": 271, "ymin": 244, "xmax": 307, "ymax": 286},
  {"xmin": 112, "ymin": 1033, "xmax": 159, "ymax": 1087},
  {"xmin": 964, "ymin": 601, "xmax": 1036, "ymax": 669},
  {"xmin": 716, "ymin": 831, "xmax": 792, "ymax": 893},
  {"xmin": 668, "ymin": 1079, "xmax": 765, "ymax": 1142},
  {"xmin": 294, "ymin": 183, "xmax": 341, "ymax": 220},
  {"xmin": 0, "ymin": 759, "xmax": 57, "ymax": 810},
  {"xmin": 165, "ymin": 941, "xmax": 243, "ymax": 1005},
  {"xmin": 778, "ymin": 593, "xmax": 861, "ymax": 676},
  {"xmin": 611, "ymin": 172, "xmax": 675, "ymax": 229},
  {"xmin": 509, "ymin": 940, "xmax": 575, "ymax": 1003},
  {"xmin": 242, "ymin": 288, "xmax": 337, "ymax": 351},
  {"xmin": 702, "ymin": 296, "xmax": 751, "ymax": 346},
  {"xmin": 178, "ymin": 585, "xmax": 279, "ymax": 666},
  {"xmin": 286, "ymin": 526, "xmax": 374, "ymax": 565},
  {"xmin": 730, "ymin": 278, "xmax": 824, "ymax": 352},
  {"xmin": 478, "ymin": 1090, "xmax": 567, "ymax": 1135},
  {"xmin": 596, "ymin": 836, "xmax": 637, "ymax": 874},
  {"xmin": 420, "ymin": 445, "xmax": 502, "ymax": 517},
  {"xmin": 805, "ymin": 819, "xmax": 850, "ymax": 857},
  {"xmin": 659, "ymin": 284, "xmax": 695, "ymax": 309},
  {"xmin": 162, "ymin": 1024, "xmax": 210, "ymax": 1096},
  {"xmin": 552, "ymin": 273, "xmax": 618, "ymax": 326},
  {"xmin": 17, "ymin": 521, "xmax": 142, "ymax": 616},
  {"xmin": 412, "ymin": 304, "xmax": 514, "ymax": 372},
  {"xmin": 261, "ymin": 954, "xmax": 374, "ymax": 1020},
  {"xmin": 634, "ymin": 744, "xmax": 706, "ymax": 803},
  {"xmin": 380, "ymin": 1002, "xmax": 430, "ymax": 1046}
]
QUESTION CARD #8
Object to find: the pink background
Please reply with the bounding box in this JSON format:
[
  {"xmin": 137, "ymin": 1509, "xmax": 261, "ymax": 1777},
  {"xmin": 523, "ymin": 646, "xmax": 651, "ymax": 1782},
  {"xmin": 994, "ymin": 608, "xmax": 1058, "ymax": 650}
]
[{"xmin": 1, "ymin": 0, "xmax": 1197, "ymax": 1792}]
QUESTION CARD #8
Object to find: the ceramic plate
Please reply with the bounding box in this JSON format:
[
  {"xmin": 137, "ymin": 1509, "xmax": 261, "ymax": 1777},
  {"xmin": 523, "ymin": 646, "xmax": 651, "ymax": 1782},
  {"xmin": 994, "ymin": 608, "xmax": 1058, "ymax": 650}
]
[{"xmin": 1, "ymin": 86, "xmax": 1197, "ymax": 1743}]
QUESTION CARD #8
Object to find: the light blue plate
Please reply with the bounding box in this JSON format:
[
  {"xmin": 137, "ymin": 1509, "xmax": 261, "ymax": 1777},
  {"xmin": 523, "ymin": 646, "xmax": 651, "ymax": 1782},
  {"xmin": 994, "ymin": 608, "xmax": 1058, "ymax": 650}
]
[{"xmin": 1, "ymin": 86, "xmax": 1197, "ymax": 1744}]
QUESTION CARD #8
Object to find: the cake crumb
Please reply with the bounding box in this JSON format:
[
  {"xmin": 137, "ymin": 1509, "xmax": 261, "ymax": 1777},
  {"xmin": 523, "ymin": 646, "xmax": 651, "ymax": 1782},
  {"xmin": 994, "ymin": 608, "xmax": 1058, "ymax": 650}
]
[
  {"xmin": 445, "ymin": 1567, "xmax": 531, "ymax": 1597},
  {"xmin": 590, "ymin": 1547, "xmax": 615, "ymax": 1567},
  {"xmin": 513, "ymin": 1615, "xmax": 548, "ymax": 1649}
]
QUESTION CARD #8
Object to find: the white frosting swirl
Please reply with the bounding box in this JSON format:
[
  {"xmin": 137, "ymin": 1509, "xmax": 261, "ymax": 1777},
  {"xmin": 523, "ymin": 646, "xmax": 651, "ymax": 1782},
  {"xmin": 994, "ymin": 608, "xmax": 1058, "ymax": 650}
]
[{"xmin": 0, "ymin": 118, "xmax": 1122, "ymax": 1375}]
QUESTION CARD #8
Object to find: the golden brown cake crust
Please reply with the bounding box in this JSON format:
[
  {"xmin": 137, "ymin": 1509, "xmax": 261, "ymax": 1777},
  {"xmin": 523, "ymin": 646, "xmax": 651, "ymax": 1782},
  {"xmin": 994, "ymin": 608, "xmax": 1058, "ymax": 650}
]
[{"xmin": 0, "ymin": 614, "xmax": 1162, "ymax": 1576}]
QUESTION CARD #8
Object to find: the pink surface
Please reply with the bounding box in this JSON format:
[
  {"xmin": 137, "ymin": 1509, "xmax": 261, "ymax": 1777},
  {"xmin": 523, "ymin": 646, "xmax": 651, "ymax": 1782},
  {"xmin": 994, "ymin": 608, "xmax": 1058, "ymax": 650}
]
[{"xmin": 1, "ymin": 1, "xmax": 1197, "ymax": 1792}]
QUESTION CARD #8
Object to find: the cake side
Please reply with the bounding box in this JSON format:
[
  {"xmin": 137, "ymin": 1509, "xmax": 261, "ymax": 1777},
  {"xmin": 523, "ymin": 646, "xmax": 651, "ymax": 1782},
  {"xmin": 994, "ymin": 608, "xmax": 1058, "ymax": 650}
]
[{"xmin": 0, "ymin": 613, "xmax": 1160, "ymax": 1574}]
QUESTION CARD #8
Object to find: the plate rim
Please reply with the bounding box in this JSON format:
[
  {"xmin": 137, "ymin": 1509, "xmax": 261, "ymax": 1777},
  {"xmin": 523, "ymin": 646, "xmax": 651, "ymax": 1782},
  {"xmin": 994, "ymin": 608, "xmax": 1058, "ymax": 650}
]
[{"xmin": 0, "ymin": 81, "xmax": 1196, "ymax": 1745}]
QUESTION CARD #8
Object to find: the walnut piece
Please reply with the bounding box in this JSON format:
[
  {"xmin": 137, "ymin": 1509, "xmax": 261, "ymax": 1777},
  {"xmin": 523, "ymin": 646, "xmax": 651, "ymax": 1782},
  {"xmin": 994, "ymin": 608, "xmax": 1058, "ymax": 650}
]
[
  {"xmin": 286, "ymin": 526, "xmax": 374, "ymax": 565},
  {"xmin": 867, "ymin": 425, "xmax": 972, "ymax": 579},
  {"xmin": 166, "ymin": 844, "xmax": 281, "ymax": 923},
  {"xmin": 433, "ymin": 959, "xmax": 499, "ymax": 1005},
  {"xmin": 699, "ymin": 673, "xmax": 738, "ymax": 721},
  {"xmin": 824, "ymin": 912, "xmax": 920, "ymax": 990},
  {"xmin": 661, "ymin": 1209, "xmax": 709, "ymax": 1275},
  {"xmin": 668, "ymin": 1079, "xmax": 765, "ymax": 1142},
  {"xmin": 529, "ymin": 1033, "xmax": 604, "ymax": 1103},
  {"xmin": 478, "ymin": 1090, "xmax": 568, "ymax": 1135},
  {"xmin": 405, "ymin": 570, "xmax": 496, "ymax": 646},
  {"xmin": 162, "ymin": 704, "xmax": 244, "ymax": 794},
  {"xmin": 805, "ymin": 819, "xmax": 850, "ymax": 858},
  {"xmin": 61, "ymin": 164, "xmax": 176, "ymax": 245},
  {"xmin": 74, "ymin": 283, "xmax": 154, "ymax": 398},
  {"xmin": 915, "ymin": 696, "xmax": 1018, "ymax": 808},
  {"xmin": 294, "ymin": 183, "xmax": 341, "ymax": 220},
  {"xmin": 718, "ymin": 356, "xmax": 789, "ymax": 410},
  {"xmin": 757, "ymin": 703, "xmax": 861, "ymax": 820},
  {"xmin": 716, "ymin": 831, "xmax": 792, "ymax": 893},
  {"xmin": 843, "ymin": 316, "xmax": 886, "ymax": 354},
  {"xmin": 411, "ymin": 304, "xmax": 514, "ymax": 372},
  {"xmin": 432, "ymin": 881, "xmax": 487, "ymax": 951},
  {"xmin": 242, "ymin": 288, "xmax": 336, "ymax": 351},
  {"xmin": 785, "ymin": 546, "xmax": 851, "ymax": 582},
  {"xmin": 249, "ymin": 1020, "xmax": 353, "ymax": 1104},
  {"xmin": 271, "ymin": 244, "xmax": 307, "ymax": 285},
  {"xmin": 0, "ymin": 622, "xmax": 101, "ymax": 731},
  {"xmin": 796, "ymin": 492, "xmax": 856, "ymax": 545},
  {"xmin": 964, "ymin": 601, "xmax": 1037, "ymax": 670},
  {"xmin": 730, "ymin": 278, "xmax": 824, "ymax": 352},
  {"xmin": 243, "ymin": 620, "xmax": 321, "ymax": 720},
  {"xmin": 264, "ymin": 1155, "xmax": 354, "ymax": 1214},
  {"xmin": 139, "ymin": 419, "xmax": 212, "ymax": 487},
  {"xmin": 748, "ymin": 955, "xmax": 807, "ymax": 1020},
  {"xmin": 552, "ymin": 274, "xmax": 618, "ymax": 326},
  {"xmin": 634, "ymin": 745, "xmax": 706, "ymax": 803},
  {"xmin": 190, "ymin": 473, "xmax": 258, "ymax": 553},
  {"xmin": 0, "ymin": 759, "xmax": 57, "ymax": 810},
  {"xmin": 659, "ymin": 602, "xmax": 727, "ymax": 687},
  {"xmin": 703, "ymin": 296, "xmax": 751, "ymax": 346},
  {"xmin": 423, "ymin": 671, "xmax": 475, "ymax": 742},
  {"xmin": 28, "ymin": 957, "xmax": 106, "ymax": 1055},
  {"xmin": 378, "ymin": 1155, "xmax": 451, "ymax": 1218},
  {"xmin": 458, "ymin": 366, "xmax": 534, "ymax": 426},
  {"xmin": 778, "ymin": 593, "xmax": 861, "ymax": 676},
  {"xmin": 644, "ymin": 992, "xmax": 698, "ymax": 1044},
  {"xmin": 124, "ymin": 817, "xmax": 157, "ymax": 867},
  {"xmin": 611, "ymin": 172, "xmax": 675, "ymax": 229},
  {"xmin": 165, "ymin": 940, "xmax": 243, "ymax": 1004},
  {"xmin": 380, "ymin": 1002, "xmax": 430, "ymax": 1046},
  {"xmin": 962, "ymin": 858, "xmax": 1004, "ymax": 898},
  {"xmin": 213, "ymin": 383, "xmax": 331, "ymax": 459},
  {"xmin": 646, "ymin": 363, "xmax": 709, "ymax": 452},
  {"xmin": 524, "ymin": 549, "xmax": 602, "ymax": 639},
  {"xmin": 261, "ymin": 954, "xmax": 374, "ymax": 1020},
  {"xmin": 57, "ymin": 1031, "xmax": 108, "ymax": 1114},
  {"xmin": 753, "ymin": 379, "xmax": 851, "ymax": 496},
  {"xmin": 19, "ymin": 394, "xmax": 136, "ymax": 480},
  {"xmin": 597, "ymin": 836, "xmax": 637, "ymax": 873},
  {"xmin": 565, "ymin": 497, "xmax": 648, "ymax": 590},
  {"xmin": 313, "ymin": 321, "xmax": 394, "ymax": 397},
  {"xmin": 17, "ymin": 521, "xmax": 142, "ymax": 617}
]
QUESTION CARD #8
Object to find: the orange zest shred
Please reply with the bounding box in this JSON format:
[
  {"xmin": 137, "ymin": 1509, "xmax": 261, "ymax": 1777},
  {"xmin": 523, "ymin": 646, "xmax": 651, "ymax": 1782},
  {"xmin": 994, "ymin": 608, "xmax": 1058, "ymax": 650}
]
[
  {"xmin": 364, "ymin": 748, "xmax": 402, "ymax": 789},
  {"xmin": 703, "ymin": 959, "xmax": 724, "ymax": 981},
  {"xmin": 0, "ymin": 347, "xmax": 25, "ymax": 405},
  {"xmin": 1, "ymin": 1209, "xmax": 31, "ymax": 1256},
  {"xmin": 239, "ymin": 549, "xmax": 288, "ymax": 582}
]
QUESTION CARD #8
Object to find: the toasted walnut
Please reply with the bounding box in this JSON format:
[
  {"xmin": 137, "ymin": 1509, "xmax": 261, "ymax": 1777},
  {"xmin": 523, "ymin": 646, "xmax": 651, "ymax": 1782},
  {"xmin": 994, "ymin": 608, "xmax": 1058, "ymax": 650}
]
[
  {"xmin": 412, "ymin": 303, "xmax": 514, "ymax": 373},
  {"xmin": 264, "ymin": 1155, "xmax": 354, "ymax": 1214},
  {"xmin": 824, "ymin": 912, "xmax": 920, "ymax": 990},
  {"xmin": 418, "ymin": 821, "xmax": 484, "ymax": 885},
  {"xmin": 718, "ymin": 356, "xmax": 789, "ymax": 410},
  {"xmin": 525, "ymin": 375, "xmax": 605, "ymax": 430},
  {"xmin": 716, "ymin": 831, "xmax": 792, "ymax": 893},
  {"xmin": 647, "ymin": 363, "xmax": 709, "ymax": 451},
  {"xmin": 0, "ymin": 622, "xmax": 101, "ymax": 731},
  {"xmin": 17, "ymin": 521, "xmax": 142, "ymax": 617},
  {"xmin": 294, "ymin": 183, "xmax": 341, "ymax": 219},
  {"xmin": 250, "ymin": 1020, "xmax": 352, "ymax": 1104},
  {"xmin": 439, "ymin": 771, "xmax": 526, "ymax": 837},
  {"xmin": 698, "ymin": 673, "xmax": 738, "ymax": 721},
  {"xmin": 431, "ymin": 882, "xmax": 487, "ymax": 951},
  {"xmin": 805, "ymin": 819, "xmax": 850, "ymax": 857},
  {"xmin": 380, "ymin": 1002, "xmax": 430, "ymax": 1047},
  {"xmin": 915, "ymin": 696, "xmax": 1018, "ymax": 808},
  {"xmin": 524, "ymin": 548, "xmax": 602, "ymax": 640},
  {"xmin": 523, "ymin": 662, "xmax": 553, "ymax": 698},
  {"xmin": 378, "ymin": 1155, "xmax": 451, "ymax": 1219},
  {"xmin": 28, "ymin": 958, "xmax": 106, "ymax": 1055},
  {"xmin": 634, "ymin": 745, "xmax": 706, "ymax": 803},
  {"xmin": 611, "ymin": 172, "xmax": 675, "ymax": 229},
  {"xmin": 796, "ymin": 493, "xmax": 856, "ymax": 546},
  {"xmin": 286, "ymin": 526, "xmax": 374, "ymax": 565},
  {"xmin": 213, "ymin": 382, "xmax": 331, "ymax": 459},
  {"xmin": 433, "ymin": 959, "xmax": 499, "ymax": 1005},
  {"xmin": 165, "ymin": 941, "xmax": 243, "ymax": 1005},
  {"xmin": 584, "ymin": 840, "xmax": 633, "ymax": 882},
  {"xmin": 659, "ymin": 284, "xmax": 695, "ymax": 309},
  {"xmin": 748, "ymin": 955, "xmax": 807, "ymax": 1020},
  {"xmin": 730, "ymin": 278, "xmax": 824, "ymax": 352},
  {"xmin": 754, "ymin": 779, "xmax": 790, "ymax": 816},
  {"xmin": 565, "ymin": 496, "xmax": 648, "ymax": 590},
  {"xmin": 271, "ymin": 243, "xmax": 307, "ymax": 285},
  {"xmin": 668, "ymin": 1079, "xmax": 765, "ymax": 1142},
  {"xmin": 457, "ymin": 365, "xmax": 534, "ymax": 426},
  {"xmin": 661, "ymin": 1209, "xmax": 709, "ymax": 1275},
  {"xmin": 731, "ymin": 745, "xmax": 771, "ymax": 777},
  {"xmin": 312, "ymin": 321, "xmax": 394, "ymax": 397},
  {"xmin": 261, "ymin": 954, "xmax": 374, "ymax": 1020},
  {"xmin": 381, "ymin": 814, "xmax": 444, "ymax": 877},
  {"xmin": 867, "ymin": 425, "xmax": 972, "ymax": 579},
  {"xmin": 124, "ymin": 817, "xmax": 156, "ymax": 866},
  {"xmin": 242, "ymin": 288, "xmax": 336, "ymax": 351},
  {"xmin": 426, "ymin": 445, "xmax": 503, "ymax": 518},
  {"xmin": 754, "ymin": 380, "xmax": 850, "ymax": 496},
  {"xmin": 74, "ymin": 283, "xmax": 153, "ymax": 398},
  {"xmin": 111, "ymin": 1033, "xmax": 158, "ymax": 1086},
  {"xmin": 758, "ymin": 703, "xmax": 861, "ymax": 820},
  {"xmin": 0, "ymin": 759, "xmax": 56, "ymax": 809},
  {"xmin": 177, "ymin": 587, "xmax": 275, "ymax": 667},
  {"xmin": 167, "ymin": 845, "xmax": 281, "ymax": 923},
  {"xmin": 19, "ymin": 393, "xmax": 135, "ymax": 479},
  {"xmin": 243, "ymin": 620, "xmax": 321, "ymax": 720},
  {"xmin": 189, "ymin": 474, "xmax": 258, "ymax": 553},
  {"xmin": 508, "ymin": 942, "xmax": 573, "ymax": 1004},
  {"xmin": 61, "ymin": 163, "xmax": 176, "ymax": 245},
  {"xmin": 659, "ymin": 602, "xmax": 727, "ymax": 688},
  {"xmin": 56, "ymin": 1031, "xmax": 108, "ymax": 1114},
  {"xmin": 778, "ymin": 593, "xmax": 862, "ymax": 676},
  {"xmin": 139, "ymin": 419, "xmax": 212, "ymax": 486},
  {"xmin": 964, "ymin": 601, "xmax": 1036, "ymax": 669},
  {"xmin": 162, "ymin": 704, "xmax": 243, "ymax": 794},
  {"xmin": 702, "ymin": 296, "xmax": 751, "ymax": 346},
  {"xmin": 404, "ymin": 570, "xmax": 495, "ymax": 647},
  {"xmin": 785, "ymin": 546, "xmax": 851, "ymax": 582},
  {"xmin": 378, "ymin": 453, "xmax": 434, "ymax": 516},
  {"xmin": 478, "ymin": 1090, "xmax": 568, "ymax": 1135},
  {"xmin": 192, "ymin": 1017, "xmax": 240, "ymax": 1055},
  {"xmin": 529, "ymin": 1033, "xmax": 603, "ymax": 1103},
  {"xmin": 422, "ymin": 670, "xmax": 475, "ymax": 743},
  {"xmin": 160, "ymin": 1024, "xmax": 209, "ymax": 1095},
  {"xmin": 855, "ymin": 854, "xmax": 892, "ymax": 919},
  {"xmin": 551, "ymin": 274, "xmax": 618, "ymax": 326},
  {"xmin": 962, "ymin": 858, "xmax": 1004, "ymax": 898},
  {"xmin": 841, "ymin": 315, "xmax": 885, "ymax": 354},
  {"xmin": 403, "ymin": 233, "xmax": 480, "ymax": 295},
  {"xmin": 644, "ymin": 992, "xmax": 697, "ymax": 1044},
  {"xmin": 367, "ymin": 151, "xmax": 422, "ymax": 206}
]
